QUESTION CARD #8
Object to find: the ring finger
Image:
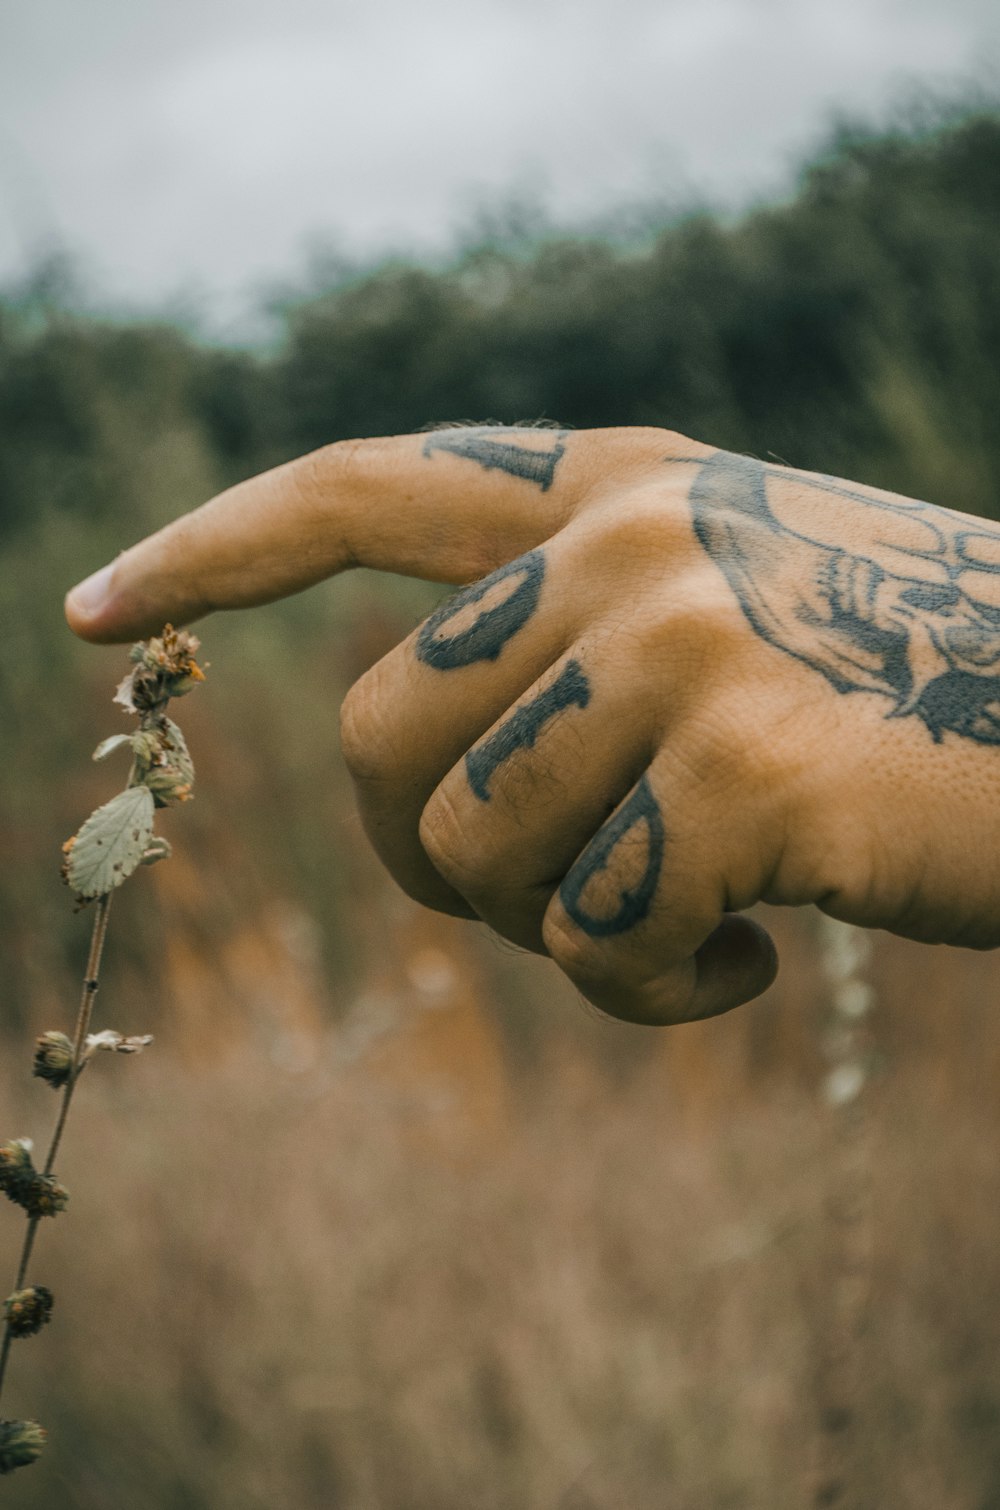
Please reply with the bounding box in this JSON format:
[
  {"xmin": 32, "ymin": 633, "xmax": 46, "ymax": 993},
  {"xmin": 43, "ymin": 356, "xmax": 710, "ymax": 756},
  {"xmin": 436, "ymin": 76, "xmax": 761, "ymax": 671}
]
[{"xmin": 418, "ymin": 645, "xmax": 662, "ymax": 948}]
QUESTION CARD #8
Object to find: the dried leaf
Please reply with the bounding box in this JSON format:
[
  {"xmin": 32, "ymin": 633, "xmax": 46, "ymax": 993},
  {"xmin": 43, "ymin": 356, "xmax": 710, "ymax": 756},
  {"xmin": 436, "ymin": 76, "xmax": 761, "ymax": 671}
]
[
  {"xmin": 161, "ymin": 719, "xmax": 193, "ymax": 778},
  {"xmin": 84, "ymin": 1030, "xmax": 154, "ymax": 1056},
  {"xmin": 113, "ymin": 672, "xmax": 137, "ymax": 712},
  {"xmin": 66, "ymin": 787, "xmax": 155, "ymax": 899},
  {"xmin": 92, "ymin": 734, "xmax": 133, "ymax": 762}
]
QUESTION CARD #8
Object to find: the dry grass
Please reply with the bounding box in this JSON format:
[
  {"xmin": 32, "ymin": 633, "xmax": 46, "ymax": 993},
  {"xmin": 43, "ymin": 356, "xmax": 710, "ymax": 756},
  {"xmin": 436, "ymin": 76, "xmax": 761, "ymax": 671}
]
[{"xmin": 2, "ymin": 1025, "xmax": 1000, "ymax": 1510}]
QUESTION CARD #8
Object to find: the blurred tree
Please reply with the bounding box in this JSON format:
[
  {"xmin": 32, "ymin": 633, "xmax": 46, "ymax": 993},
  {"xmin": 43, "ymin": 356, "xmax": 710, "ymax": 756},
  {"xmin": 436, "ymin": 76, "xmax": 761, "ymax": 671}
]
[{"xmin": 2, "ymin": 104, "xmax": 999, "ymax": 1030}]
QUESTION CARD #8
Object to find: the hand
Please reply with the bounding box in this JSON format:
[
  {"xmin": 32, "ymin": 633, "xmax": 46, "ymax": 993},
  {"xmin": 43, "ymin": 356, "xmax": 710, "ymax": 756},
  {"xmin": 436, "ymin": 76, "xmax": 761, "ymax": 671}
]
[{"xmin": 65, "ymin": 426, "xmax": 1000, "ymax": 1025}]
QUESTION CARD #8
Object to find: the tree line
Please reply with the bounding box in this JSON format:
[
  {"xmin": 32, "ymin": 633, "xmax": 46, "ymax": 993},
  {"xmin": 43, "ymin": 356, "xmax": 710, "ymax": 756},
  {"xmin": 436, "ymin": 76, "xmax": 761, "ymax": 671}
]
[{"xmin": 1, "ymin": 108, "xmax": 999, "ymax": 545}]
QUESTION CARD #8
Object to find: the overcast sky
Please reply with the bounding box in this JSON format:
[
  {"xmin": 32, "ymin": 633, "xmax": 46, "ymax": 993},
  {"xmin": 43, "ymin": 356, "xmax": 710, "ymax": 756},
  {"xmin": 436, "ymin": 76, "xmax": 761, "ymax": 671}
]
[{"xmin": 1, "ymin": 0, "xmax": 997, "ymax": 332}]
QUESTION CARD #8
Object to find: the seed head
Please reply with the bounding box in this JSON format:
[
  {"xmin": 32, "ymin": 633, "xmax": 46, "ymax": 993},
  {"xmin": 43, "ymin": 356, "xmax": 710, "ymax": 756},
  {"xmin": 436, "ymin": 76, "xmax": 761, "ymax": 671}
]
[
  {"xmin": 20, "ymin": 1175, "xmax": 69, "ymax": 1220},
  {"xmin": 4, "ymin": 1287, "xmax": 54, "ymax": 1338},
  {"xmin": 117, "ymin": 626, "xmax": 205, "ymax": 712},
  {"xmin": 0, "ymin": 1140, "xmax": 34, "ymax": 1193},
  {"xmin": 0, "ymin": 1140, "xmax": 37, "ymax": 1207},
  {"xmin": 0, "ymin": 1420, "xmax": 46, "ymax": 1474},
  {"xmin": 0, "ymin": 1145, "xmax": 69, "ymax": 1218},
  {"xmin": 33, "ymin": 1031, "xmax": 76, "ymax": 1090}
]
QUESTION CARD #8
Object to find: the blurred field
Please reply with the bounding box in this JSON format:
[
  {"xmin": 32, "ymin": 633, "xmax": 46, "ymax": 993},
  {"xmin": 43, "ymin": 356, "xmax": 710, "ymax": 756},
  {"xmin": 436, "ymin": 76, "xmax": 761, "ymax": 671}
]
[
  {"xmin": 2, "ymin": 106, "xmax": 1000, "ymax": 1507},
  {"xmin": 4, "ymin": 922, "xmax": 1000, "ymax": 1509}
]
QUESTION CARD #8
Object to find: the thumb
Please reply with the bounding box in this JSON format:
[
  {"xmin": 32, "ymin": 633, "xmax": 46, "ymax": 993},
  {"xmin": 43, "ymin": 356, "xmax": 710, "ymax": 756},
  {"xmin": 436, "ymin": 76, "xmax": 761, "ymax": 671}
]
[{"xmin": 64, "ymin": 427, "xmax": 591, "ymax": 643}]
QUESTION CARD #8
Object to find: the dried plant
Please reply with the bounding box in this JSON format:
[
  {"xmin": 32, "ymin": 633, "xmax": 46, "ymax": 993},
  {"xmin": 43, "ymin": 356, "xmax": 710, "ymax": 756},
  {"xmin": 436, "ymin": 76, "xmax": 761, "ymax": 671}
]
[{"xmin": 0, "ymin": 626, "xmax": 206, "ymax": 1475}]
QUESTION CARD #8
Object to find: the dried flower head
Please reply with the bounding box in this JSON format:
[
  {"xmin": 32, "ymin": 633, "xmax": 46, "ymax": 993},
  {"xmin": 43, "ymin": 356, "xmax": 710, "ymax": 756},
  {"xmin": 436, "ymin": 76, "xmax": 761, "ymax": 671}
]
[
  {"xmin": 32, "ymin": 1032, "xmax": 75, "ymax": 1091},
  {"xmin": 0, "ymin": 1145, "xmax": 68, "ymax": 1219},
  {"xmin": 3, "ymin": 1289, "xmax": 54, "ymax": 1339},
  {"xmin": 19, "ymin": 1175, "xmax": 69, "ymax": 1221},
  {"xmin": 116, "ymin": 625, "xmax": 205, "ymax": 713},
  {"xmin": 63, "ymin": 630, "xmax": 205, "ymax": 904},
  {"xmin": 0, "ymin": 1420, "xmax": 46, "ymax": 1474},
  {"xmin": 0, "ymin": 1140, "xmax": 33, "ymax": 1187}
]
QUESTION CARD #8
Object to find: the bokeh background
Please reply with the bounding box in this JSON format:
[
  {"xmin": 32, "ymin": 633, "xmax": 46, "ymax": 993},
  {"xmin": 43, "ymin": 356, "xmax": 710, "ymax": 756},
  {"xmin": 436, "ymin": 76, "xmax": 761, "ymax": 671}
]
[{"xmin": 2, "ymin": 4, "xmax": 1000, "ymax": 1506}]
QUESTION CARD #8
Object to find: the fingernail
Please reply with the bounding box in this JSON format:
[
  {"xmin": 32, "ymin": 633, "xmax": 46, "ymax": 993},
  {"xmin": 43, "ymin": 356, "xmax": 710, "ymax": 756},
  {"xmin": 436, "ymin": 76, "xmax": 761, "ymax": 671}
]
[{"xmin": 67, "ymin": 564, "xmax": 114, "ymax": 619}]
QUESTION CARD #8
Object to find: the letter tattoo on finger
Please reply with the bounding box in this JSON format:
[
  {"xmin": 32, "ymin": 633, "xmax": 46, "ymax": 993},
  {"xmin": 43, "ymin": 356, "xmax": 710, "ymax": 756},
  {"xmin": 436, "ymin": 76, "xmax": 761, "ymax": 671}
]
[
  {"xmin": 560, "ymin": 776, "xmax": 665, "ymax": 937},
  {"xmin": 465, "ymin": 659, "xmax": 591, "ymax": 801},
  {"xmin": 417, "ymin": 550, "xmax": 545, "ymax": 669},
  {"xmin": 423, "ymin": 427, "xmax": 567, "ymax": 492}
]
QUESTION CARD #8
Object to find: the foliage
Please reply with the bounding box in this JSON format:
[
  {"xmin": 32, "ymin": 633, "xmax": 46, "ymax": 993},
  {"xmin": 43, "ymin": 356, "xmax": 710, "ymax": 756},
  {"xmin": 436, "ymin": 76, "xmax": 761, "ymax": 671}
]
[
  {"xmin": 1, "ymin": 110, "xmax": 999, "ymax": 542},
  {"xmin": 1, "ymin": 1042, "xmax": 1000, "ymax": 1507}
]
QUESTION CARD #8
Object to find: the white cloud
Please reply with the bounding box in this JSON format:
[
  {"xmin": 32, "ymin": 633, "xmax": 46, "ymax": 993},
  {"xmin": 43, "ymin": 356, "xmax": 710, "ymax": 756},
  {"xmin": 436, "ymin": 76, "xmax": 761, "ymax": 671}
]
[{"xmin": 0, "ymin": 0, "xmax": 995, "ymax": 327}]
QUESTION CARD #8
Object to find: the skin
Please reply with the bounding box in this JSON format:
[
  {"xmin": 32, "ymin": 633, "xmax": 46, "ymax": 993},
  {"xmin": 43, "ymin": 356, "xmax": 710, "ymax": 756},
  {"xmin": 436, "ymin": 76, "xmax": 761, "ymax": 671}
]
[{"xmin": 64, "ymin": 425, "xmax": 1000, "ymax": 1026}]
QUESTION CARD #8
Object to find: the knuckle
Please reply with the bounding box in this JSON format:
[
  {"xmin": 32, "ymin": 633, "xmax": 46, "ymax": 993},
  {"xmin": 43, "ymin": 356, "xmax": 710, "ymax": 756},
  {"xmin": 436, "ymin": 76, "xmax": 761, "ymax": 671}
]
[
  {"xmin": 604, "ymin": 580, "xmax": 743, "ymax": 709},
  {"xmin": 542, "ymin": 909, "xmax": 617, "ymax": 984},
  {"xmin": 288, "ymin": 442, "xmax": 345, "ymax": 512},
  {"xmin": 339, "ymin": 663, "xmax": 399, "ymax": 785},
  {"xmin": 676, "ymin": 696, "xmax": 806, "ymax": 814},
  {"xmin": 575, "ymin": 427, "xmax": 696, "ymax": 494},
  {"xmin": 647, "ymin": 577, "xmax": 741, "ymax": 659},
  {"xmin": 544, "ymin": 908, "xmax": 697, "ymax": 1024},
  {"xmin": 687, "ymin": 568, "xmax": 748, "ymax": 639},
  {"xmin": 418, "ymin": 787, "xmax": 480, "ymax": 893},
  {"xmin": 572, "ymin": 490, "xmax": 692, "ymax": 563},
  {"xmin": 291, "ymin": 438, "xmax": 381, "ymax": 553},
  {"xmin": 299, "ymin": 437, "xmax": 366, "ymax": 491},
  {"xmin": 701, "ymin": 719, "xmax": 781, "ymax": 799},
  {"xmin": 736, "ymin": 728, "xmax": 803, "ymax": 802}
]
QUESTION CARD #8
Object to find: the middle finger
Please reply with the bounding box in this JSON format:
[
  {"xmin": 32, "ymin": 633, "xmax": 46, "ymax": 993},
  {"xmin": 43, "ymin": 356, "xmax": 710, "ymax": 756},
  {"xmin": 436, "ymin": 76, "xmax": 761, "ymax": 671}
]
[{"xmin": 340, "ymin": 542, "xmax": 582, "ymax": 912}]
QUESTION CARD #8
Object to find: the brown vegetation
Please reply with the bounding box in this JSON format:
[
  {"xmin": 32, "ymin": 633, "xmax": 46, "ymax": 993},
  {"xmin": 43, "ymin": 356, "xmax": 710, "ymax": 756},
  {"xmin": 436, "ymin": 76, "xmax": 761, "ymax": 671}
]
[{"xmin": 3, "ymin": 861, "xmax": 1000, "ymax": 1506}]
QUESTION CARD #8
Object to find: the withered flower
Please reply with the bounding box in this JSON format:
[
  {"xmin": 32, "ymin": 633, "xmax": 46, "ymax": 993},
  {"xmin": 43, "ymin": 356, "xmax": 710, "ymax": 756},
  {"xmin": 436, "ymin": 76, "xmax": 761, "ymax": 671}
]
[
  {"xmin": 33, "ymin": 1032, "xmax": 75, "ymax": 1090},
  {"xmin": 0, "ymin": 1141, "xmax": 34, "ymax": 1199},
  {"xmin": 0, "ymin": 1144, "xmax": 68, "ymax": 1218},
  {"xmin": 3, "ymin": 1288, "xmax": 54, "ymax": 1339},
  {"xmin": 18, "ymin": 1175, "xmax": 69, "ymax": 1221},
  {"xmin": 116, "ymin": 624, "xmax": 205, "ymax": 713}
]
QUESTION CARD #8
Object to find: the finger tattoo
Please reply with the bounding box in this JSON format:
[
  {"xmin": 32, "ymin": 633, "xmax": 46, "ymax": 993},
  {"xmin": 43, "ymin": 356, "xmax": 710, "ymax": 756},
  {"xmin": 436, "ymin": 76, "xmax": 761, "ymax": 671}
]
[
  {"xmin": 465, "ymin": 659, "xmax": 591, "ymax": 801},
  {"xmin": 559, "ymin": 776, "xmax": 665, "ymax": 937},
  {"xmin": 417, "ymin": 550, "xmax": 545, "ymax": 669},
  {"xmin": 423, "ymin": 427, "xmax": 567, "ymax": 492}
]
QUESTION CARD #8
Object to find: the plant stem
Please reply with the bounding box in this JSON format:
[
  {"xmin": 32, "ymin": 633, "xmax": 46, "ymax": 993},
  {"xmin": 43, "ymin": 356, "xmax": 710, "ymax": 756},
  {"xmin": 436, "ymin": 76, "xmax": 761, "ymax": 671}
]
[
  {"xmin": 43, "ymin": 893, "xmax": 113, "ymax": 1179},
  {"xmin": 0, "ymin": 892, "xmax": 113, "ymax": 1407}
]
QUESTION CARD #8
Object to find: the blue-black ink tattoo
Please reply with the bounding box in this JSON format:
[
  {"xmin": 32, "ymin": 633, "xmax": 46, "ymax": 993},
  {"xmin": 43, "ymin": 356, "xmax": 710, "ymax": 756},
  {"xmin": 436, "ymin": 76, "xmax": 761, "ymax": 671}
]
[
  {"xmin": 689, "ymin": 449, "xmax": 1000, "ymax": 745},
  {"xmin": 466, "ymin": 659, "xmax": 591, "ymax": 801},
  {"xmin": 423, "ymin": 427, "xmax": 566, "ymax": 492},
  {"xmin": 560, "ymin": 776, "xmax": 665, "ymax": 937},
  {"xmin": 416, "ymin": 550, "xmax": 545, "ymax": 670}
]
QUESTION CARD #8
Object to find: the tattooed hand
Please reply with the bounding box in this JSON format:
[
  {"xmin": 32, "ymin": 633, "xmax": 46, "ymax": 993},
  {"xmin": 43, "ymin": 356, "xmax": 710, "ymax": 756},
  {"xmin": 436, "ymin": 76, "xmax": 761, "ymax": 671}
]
[{"xmin": 65, "ymin": 426, "xmax": 1000, "ymax": 1025}]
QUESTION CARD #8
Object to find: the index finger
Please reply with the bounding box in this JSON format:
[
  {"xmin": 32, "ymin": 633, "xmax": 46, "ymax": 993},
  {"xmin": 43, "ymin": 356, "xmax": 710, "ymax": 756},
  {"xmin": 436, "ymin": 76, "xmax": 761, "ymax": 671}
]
[{"xmin": 65, "ymin": 426, "xmax": 697, "ymax": 643}]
